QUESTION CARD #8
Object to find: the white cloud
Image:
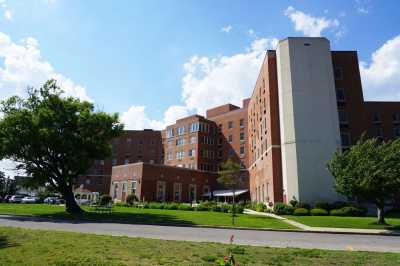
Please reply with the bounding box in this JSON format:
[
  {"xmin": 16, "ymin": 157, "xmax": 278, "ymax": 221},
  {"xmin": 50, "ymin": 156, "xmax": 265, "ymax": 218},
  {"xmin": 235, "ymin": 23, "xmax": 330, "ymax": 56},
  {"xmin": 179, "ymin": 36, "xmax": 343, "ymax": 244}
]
[
  {"xmin": 248, "ymin": 28, "xmax": 255, "ymax": 37},
  {"xmin": 357, "ymin": 7, "xmax": 369, "ymax": 14},
  {"xmin": 0, "ymin": 32, "xmax": 91, "ymax": 102},
  {"xmin": 0, "ymin": 159, "xmax": 23, "ymax": 178},
  {"xmin": 121, "ymin": 37, "xmax": 277, "ymax": 130},
  {"xmin": 284, "ymin": 6, "xmax": 340, "ymax": 37},
  {"xmin": 360, "ymin": 35, "xmax": 400, "ymax": 101},
  {"xmin": 221, "ymin": 25, "xmax": 232, "ymax": 33},
  {"xmin": 4, "ymin": 9, "xmax": 11, "ymax": 20},
  {"xmin": 121, "ymin": 105, "xmax": 190, "ymax": 130}
]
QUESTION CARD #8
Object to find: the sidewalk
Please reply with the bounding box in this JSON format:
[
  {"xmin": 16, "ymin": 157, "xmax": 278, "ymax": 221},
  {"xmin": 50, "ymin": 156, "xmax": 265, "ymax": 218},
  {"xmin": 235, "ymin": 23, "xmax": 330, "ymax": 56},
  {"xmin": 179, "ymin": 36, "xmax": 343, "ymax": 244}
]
[{"xmin": 244, "ymin": 209, "xmax": 400, "ymax": 236}]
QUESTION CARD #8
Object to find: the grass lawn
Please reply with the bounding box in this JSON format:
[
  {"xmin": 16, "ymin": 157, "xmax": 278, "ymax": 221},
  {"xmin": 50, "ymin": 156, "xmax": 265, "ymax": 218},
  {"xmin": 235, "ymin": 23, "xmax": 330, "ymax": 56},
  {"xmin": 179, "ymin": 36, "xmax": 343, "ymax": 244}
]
[
  {"xmin": 285, "ymin": 215, "xmax": 400, "ymax": 230},
  {"xmin": 1, "ymin": 226, "xmax": 399, "ymax": 266},
  {"xmin": 0, "ymin": 203, "xmax": 295, "ymax": 230}
]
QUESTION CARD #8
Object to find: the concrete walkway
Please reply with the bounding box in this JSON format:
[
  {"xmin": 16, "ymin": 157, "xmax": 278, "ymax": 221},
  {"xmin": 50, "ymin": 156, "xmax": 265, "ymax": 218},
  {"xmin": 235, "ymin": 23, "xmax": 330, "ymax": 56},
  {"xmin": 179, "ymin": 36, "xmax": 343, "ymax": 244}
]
[
  {"xmin": 244, "ymin": 209, "xmax": 400, "ymax": 235},
  {"xmin": 0, "ymin": 214, "xmax": 399, "ymax": 252}
]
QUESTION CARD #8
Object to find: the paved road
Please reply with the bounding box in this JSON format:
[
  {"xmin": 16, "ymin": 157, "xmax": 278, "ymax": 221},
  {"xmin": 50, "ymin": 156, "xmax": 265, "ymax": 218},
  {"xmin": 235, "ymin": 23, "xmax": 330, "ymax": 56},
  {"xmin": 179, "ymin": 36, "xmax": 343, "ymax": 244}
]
[{"xmin": 0, "ymin": 214, "xmax": 399, "ymax": 253}]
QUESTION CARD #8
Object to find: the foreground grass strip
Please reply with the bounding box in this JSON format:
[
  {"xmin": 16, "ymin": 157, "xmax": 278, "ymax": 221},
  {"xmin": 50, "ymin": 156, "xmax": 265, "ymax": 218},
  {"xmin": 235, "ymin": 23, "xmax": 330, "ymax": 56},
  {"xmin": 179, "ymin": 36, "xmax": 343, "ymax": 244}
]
[
  {"xmin": 0, "ymin": 226, "xmax": 399, "ymax": 266},
  {"xmin": 0, "ymin": 204, "xmax": 295, "ymax": 229},
  {"xmin": 284, "ymin": 215, "xmax": 400, "ymax": 230}
]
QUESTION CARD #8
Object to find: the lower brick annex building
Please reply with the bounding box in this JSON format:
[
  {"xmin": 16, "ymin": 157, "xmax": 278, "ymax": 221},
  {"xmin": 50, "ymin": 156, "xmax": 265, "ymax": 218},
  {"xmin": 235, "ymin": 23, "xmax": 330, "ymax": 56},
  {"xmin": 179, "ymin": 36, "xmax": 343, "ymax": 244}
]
[{"xmin": 76, "ymin": 37, "xmax": 400, "ymax": 205}]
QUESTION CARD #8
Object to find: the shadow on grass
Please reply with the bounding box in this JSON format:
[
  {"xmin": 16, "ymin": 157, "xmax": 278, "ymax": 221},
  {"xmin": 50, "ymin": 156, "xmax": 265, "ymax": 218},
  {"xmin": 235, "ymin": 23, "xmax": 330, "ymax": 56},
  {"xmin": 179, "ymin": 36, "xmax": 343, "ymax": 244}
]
[
  {"xmin": 0, "ymin": 211, "xmax": 196, "ymax": 227},
  {"xmin": 0, "ymin": 234, "xmax": 18, "ymax": 249}
]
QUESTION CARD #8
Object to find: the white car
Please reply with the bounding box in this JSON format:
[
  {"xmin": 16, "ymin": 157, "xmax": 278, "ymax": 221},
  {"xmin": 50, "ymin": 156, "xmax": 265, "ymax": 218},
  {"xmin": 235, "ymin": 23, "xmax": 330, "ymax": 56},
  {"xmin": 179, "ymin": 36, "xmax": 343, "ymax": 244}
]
[
  {"xmin": 9, "ymin": 195, "xmax": 25, "ymax": 203},
  {"xmin": 21, "ymin": 196, "xmax": 39, "ymax": 204}
]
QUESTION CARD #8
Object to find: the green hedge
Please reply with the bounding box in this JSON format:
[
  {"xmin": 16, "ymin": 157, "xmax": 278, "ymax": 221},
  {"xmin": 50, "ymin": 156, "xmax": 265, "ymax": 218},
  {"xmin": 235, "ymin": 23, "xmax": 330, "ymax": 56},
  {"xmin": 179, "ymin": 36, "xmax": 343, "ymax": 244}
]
[
  {"xmin": 314, "ymin": 201, "xmax": 330, "ymax": 211},
  {"xmin": 273, "ymin": 203, "xmax": 294, "ymax": 215},
  {"xmin": 310, "ymin": 208, "xmax": 329, "ymax": 216},
  {"xmin": 293, "ymin": 208, "xmax": 309, "ymax": 216},
  {"xmin": 330, "ymin": 206, "xmax": 367, "ymax": 217}
]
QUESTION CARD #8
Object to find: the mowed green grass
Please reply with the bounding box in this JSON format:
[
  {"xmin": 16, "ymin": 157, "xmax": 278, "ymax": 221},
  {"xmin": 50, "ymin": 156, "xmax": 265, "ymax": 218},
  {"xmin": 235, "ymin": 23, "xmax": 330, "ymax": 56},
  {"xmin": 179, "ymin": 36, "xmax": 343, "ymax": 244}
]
[
  {"xmin": 0, "ymin": 203, "xmax": 295, "ymax": 229},
  {"xmin": 1, "ymin": 226, "xmax": 399, "ymax": 266},
  {"xmin": 285, "ymin": 215, "xmax": 400, "ymax": 230}
]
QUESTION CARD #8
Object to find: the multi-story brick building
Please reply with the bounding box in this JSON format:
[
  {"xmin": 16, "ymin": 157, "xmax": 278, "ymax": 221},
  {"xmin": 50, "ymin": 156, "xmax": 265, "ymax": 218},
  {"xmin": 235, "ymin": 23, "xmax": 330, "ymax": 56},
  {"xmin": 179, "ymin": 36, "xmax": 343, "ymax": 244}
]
[
  {"xmin": 75, "ymin": 129, "xmax": 163, "ymax": 195},
  {"xmin": 105, "ymin": 36, "xmax": 400, "ymax": 204}
]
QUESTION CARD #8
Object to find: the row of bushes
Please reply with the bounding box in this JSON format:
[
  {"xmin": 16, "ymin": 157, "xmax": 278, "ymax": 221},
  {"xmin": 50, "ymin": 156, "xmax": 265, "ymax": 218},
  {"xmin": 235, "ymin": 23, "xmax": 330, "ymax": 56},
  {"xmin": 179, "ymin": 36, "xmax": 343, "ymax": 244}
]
[
  {"xmin": 274, "ymin": 202, "xmax": 367, "ymax": 217},
  {"xmin": 289, "ymin": 199, "xmax": 352, "ymax": 211},
  {"xmin": 115, "ymin": 200, "xmax": 244, "ymax": 214}
]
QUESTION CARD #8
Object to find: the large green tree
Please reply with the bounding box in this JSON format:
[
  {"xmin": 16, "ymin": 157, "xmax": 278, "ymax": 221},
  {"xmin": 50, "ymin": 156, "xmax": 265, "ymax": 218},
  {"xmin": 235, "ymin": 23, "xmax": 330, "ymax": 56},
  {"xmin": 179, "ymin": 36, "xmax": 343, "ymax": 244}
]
[
  {"xmin": 327, "ymin": 138, "xmax": 400, "ymax": 224},
  {"xmin": 218, "ymin": 159, "xmax": 242, "ymax": 225},
  {"xmin": 0, "ymin": 80, "xmax": 123, "ymax": 213}
]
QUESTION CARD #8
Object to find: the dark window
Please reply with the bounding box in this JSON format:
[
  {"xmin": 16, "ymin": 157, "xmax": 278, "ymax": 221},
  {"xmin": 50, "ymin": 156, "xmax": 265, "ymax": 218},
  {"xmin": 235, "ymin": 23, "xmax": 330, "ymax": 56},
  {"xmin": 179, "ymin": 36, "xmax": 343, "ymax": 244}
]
[
  {"xmin": 372, "ymin": 112, "xmax": 381, "ymax": 124},
  {"xmin": 240, "ymin": 132, "xmax": 245, "ymax": 141},
  {"xmin": 338, "ymin": 110, "xmax": 348, "ymax": 124},
  {"xmin": 341, "ymin": 133, "xmax": 351, "ymax": 148},
  {"xmin": 228, "ymin": 135, "xmax": 233, "ymax": 143},
  {"xmin": 334, "ymin": 67, "xmax": 343, "ymax": 80},
  {"xmin": 228, "ymin": 121, "xmax": 233, "ymax": 129},
  {"xmin": 393, "ymin": 113, "xmax": 400, "ymax": 123},
  {"xmin": 394, "ymin": 127, "xmax": 400, "ymax": 138},
  {"xmin": 240, "ymin": 119, "xmax": 244, "ymax": 127},
  {"xmin": 228, "ymin": 149, "xmax": 235, "ymax": 156},
  {"xmin": 336, "ymin": 88, "xmax": 345, "ymax": 102}
]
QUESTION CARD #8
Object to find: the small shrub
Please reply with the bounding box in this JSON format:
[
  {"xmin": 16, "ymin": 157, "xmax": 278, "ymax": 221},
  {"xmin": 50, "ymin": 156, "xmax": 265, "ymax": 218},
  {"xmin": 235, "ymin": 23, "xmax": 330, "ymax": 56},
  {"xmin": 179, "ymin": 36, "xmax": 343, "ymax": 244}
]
[
  {"xmin": 125, "ymin": 194, "xmax": 137, "ymax": 206},
  {"xmin": 195, "ymin": 204, "xmax": 209, "ymax": 211},
  {"xmin": 310, "ymin": 208, "xmax": 329, "ymax": 216},
  {"xmin": 178, "ymin": 204, "xmax": 194, "ymax": 211},
  {"xmin": 148, "ymin": 202, "xmax": 165, "ymax": 209},
  {"xmin": 296, "ymin": 202, "xmax": 310, "ymax": 210},
  {"xmin": 256, "ymin": 203, "xmax": 266, "ymax": 212},
  {"xmin": 273, "ymin": 202, "xmax": 294, "ymax": 215},
  {"xmin": 330, "ymin": 201, "xmax": 349, "ymax": 210},
  {"xmin": 289, "ymin": 198, "xmax": 298, "ymax": 207},
  {"xmin": 228, "ymin": 205, "xmax": 244, "ymax": 214},
  {"xmin": 164, "ymin": 203, "xmax": 179, "ymax": 210},
  {"xmin": 220, "ymin": 205, "xmax": 230, "ymax": 213},
  {"xmin": 314, "ymin": 201, "xmax": 330, "ymax": 211},
  {"xmin": 99, "ymin": 194, "xmax": 112, "ymax": 206},
  {"xmin": 211, "ymin": 205, "xmax": 222, "ymax": 212},
  {"xmin": 293, "ymin": 208, "xmax": 309, "ymax": 216},
  {"xmin": 330, "ymin": 206, "xmax": 366, "ymax": 217}
]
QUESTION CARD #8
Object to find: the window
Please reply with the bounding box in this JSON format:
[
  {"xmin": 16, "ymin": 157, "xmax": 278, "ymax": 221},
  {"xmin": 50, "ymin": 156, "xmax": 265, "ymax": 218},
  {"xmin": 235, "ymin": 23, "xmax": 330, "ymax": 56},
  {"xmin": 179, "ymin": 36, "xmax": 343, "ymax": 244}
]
[
  {"xmin": 126, "ymin": 138, "xmax": 132, "ymax": 144},
  {"xmin": 338, "ymin": 110, "xmax": 348, "ymax": 124},
  {"xmin": 124, "ymin": 158, "xmax": 129, "ymax": 165},
  {"xmin": 218, "ymin": 138, "xmax": 223, "ymax": 145},
  {"xmin": 228, "ymin": 135, "xmax": 233, "ymax": 143},
  {"xmin": 372, "ymin": 127, "xmax": 383, "ymax": 138},
  {"xmin": 177, "ymin": 126, "xmax": 185, "ymax": 135},
  {"xmin": 334, "ymin": 67, "xmax": 343, "ymax": 80},
  {"xmin": 166, "ymin": 128, "xmax": 174, "ymax": 138},
  {"xmin": 173, "ymin": 183, "xmax": 182, "ymax": 202},
  {"xmin": 85, "ymin": 179, "xmax": 91, "ymax": 185},
  {"xmin": 394, "ymin": 127, "xmax": 400, "ymax": 138},
  {"xmin": 240, "ymin": 132, "xmax": 245, "ymax": 142},
  {"xmin": 156, "ymin": 181, "xmax": 166, "ymax": 202},
  {"xmin": 336, "ymin": 88, "xmax": 345, "ymax": 102},
  {"xmin": 393, "ymin": 113, "xmax": 400, "ymax": 123},
  {"xmin": 228, "ymin": 149, "xmax": 235, "ymax": 156},
  {"xmin": 176, "ymin": 138, "xmax": 185, "ymax": 146},
  {"xmin": 228, "ymin": 121, "xmax": 233, "ymax": 129},
  {"xmin": 190, "ymin": 122, "xmax": 199, "ymax": 132},
  {"xmin": 188, "ymin": 149, "xmax": 195, "ymax": 157},
  {"xmin": 190, "ymin": 136, "xmax": 196, "ymax": 144},
  {"xmin": 341, "ymin": 132, "xmax": 351, "ymax": 148},
  {"xmin": 203, "ymin": 185, "xmax": 210, "ymax": 198},
  {"xmin": 176, "ymin": 151, "xmax": 185, "ymax": 159},
  {"xmin": 188, "ymin": 184, "xmax": 196, "ymax": 202},
  {"xmin": 218, "ymin": 124, "xmax": 222, "ymax": 131},
  {"xmin": 167, "ymin": 151, "xmax": 173, "ymax": 161},
  {"xmin": 240, "ymin": 146, "xmax": 245, "ymax": 156},
  {"xmin": 122, "ymin": 182, "xmax": 127, "ymax": 193},
  {"xmin": 112, "ymin": 158, "xmax": 117, "ymax": 166},
  {"xmin": 218, "ymin": 150, "xmax": 223, "ymax": 158},
  {"xmin": 99, "ymin": 160, "xmax": 105, "ymax": 166},
  {"xmin": 240, "ymin": 119, "xmax": 244, "ymax": 128},
  {"xmin": 131, "ymin": 180, "xmax": 137, "ymax": 194},
  {"xmin": 372, "ymin": 112, "xmax": 381, "ymax": 124}
]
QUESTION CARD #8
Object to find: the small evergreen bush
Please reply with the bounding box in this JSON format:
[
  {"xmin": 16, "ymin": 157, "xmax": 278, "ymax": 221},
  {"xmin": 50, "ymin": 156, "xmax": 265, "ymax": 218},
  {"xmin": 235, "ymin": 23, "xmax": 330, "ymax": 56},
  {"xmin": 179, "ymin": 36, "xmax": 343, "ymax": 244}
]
[
  {"xmin": 310, "ymin": 208, "xmax": 329, "ymax": 216},
  {"xmin": 99, "ymin": 194, "xmax": 112, "ymax": 206},
  {"xmin": 330, "ymin": 206, "xmax": 366, "ymax": 217},
  {"xmin": 314, "ymin": 201, "xmax": 330, "ymax": 211},
  {"xmin": 293, "ymin": 208, "xmax": 309, "ymax": 216},
  {"xmin": 178, "ymin": 204, "xmax": 194, "ymax": 211},
  {"xmin": 256, "ymin": 203, "xmax": 266, "ymax": 212},
  {"xmin": 296, "ymin": 202, "xmax": 310, "ymax": 210},
  {"xmin": 273, "ymin": 202, "xmax": 294, "ymax": 215}
]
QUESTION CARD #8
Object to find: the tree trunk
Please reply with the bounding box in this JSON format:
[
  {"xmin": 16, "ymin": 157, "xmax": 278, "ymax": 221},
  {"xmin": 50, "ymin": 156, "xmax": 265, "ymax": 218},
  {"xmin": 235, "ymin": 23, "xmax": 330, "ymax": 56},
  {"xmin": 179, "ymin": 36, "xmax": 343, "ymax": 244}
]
[
  {"xmin": 377, "ymin": 204, "xmax": 386, "ymax": 225},
  {"xmin": 64, "ymin": 188, "xmax": 83, "ymax": 214},
  {"xmin": 232, "ymin": 187, "xmax": 236, "ymax": 226}
]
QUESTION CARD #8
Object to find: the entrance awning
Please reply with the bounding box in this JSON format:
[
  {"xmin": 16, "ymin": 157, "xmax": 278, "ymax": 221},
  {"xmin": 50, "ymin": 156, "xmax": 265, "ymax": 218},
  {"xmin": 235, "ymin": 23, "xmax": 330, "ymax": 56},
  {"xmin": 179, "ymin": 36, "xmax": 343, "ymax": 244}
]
[{"xmin": 205, "ymin": 189, "xmax": 248, "ymax": 197}]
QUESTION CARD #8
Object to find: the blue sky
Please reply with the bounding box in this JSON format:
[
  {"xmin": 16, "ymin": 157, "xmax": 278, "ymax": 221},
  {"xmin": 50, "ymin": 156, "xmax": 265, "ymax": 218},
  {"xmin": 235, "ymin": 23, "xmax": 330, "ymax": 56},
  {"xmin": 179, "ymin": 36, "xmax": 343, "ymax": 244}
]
[{"xmin": 0, "ymin": 0, "xmax": 399, "ymax": 131}]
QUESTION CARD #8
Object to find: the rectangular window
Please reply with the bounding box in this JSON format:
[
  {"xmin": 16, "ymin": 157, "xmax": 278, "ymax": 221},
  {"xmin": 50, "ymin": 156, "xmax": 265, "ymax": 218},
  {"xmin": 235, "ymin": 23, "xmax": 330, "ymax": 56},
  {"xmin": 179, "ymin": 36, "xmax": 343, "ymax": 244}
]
[
  {"xmin": 228, "ymin": 121, "xmax": 233, "ymax": 129},
  {"xmin": 124, "ymin": 158, "xmax": 129, "ymax": 165},
  {"xmin": 240, "ymin": 132, "xmax": 245, "ymax": 141},
  {"xmin": 393, "ymin": 113, "xmax": 400, "ymax": 123},
  {"xmin": 394, "ymin": 127, "xmax": 400, "ymax": 138},
  {"xmin": 190, "ymin": 122, "xmax": 199, "ymax": 132},
  {"xmin": 173, "ymin": 183, "xmax": 182, "ymax": 202},
  {"xmin": 240, "ymin": 119, "xmax": 244, "ymax": 128},
  {"xmin": 340, "ymin": 132, "xmax": 351, "ymax": 148},
  {"xmin": 338, "ymin": 110, "xmax": 348, "ymax": 124},
  {"xmin": 372, "ymin": 112, "xmax": 381, "ymax": 124},
  {"xmin": 177, "ymin": 126, "xmax": 185, "ymax": 135},
  {"xmin": 188, "ymin": 149, "xmax": 195, "ymax": 157},
  {"xmin": 131, "ymin": 180, "xmax": 137, "ymax": 194},
  {"xmin": 112, "ymin": 158, "xmax": 117, "ymax": 166},
  {"xmin": 203, "ymin": 185, "xmax": 210, "ymax": 198},
  {"xmin": 176, "ymin": 138, "xmax": 185, "ymax": 146},
  {"xmin": 190, "ymin": 136, "xmax": 196, "ymax": 144},
  {"xmin": 228, "ymin": 135, "xmax": 233, "ymax": 143},
  {"xmin": 228, "ymin": 149, "xmax": 235, "ymax": 156},
  {"xmin": 188, "ymin": 184, "xmax": 197, "ymax": 202},
  {"xmin": 166, "ymin": 128, "xmax": 174, "ymax": 138},
  {"xmin": 240, "ymin": 146, "xmax": 245, "ymax": 156},
  {"xmin": 336, "ymin": 88, "xmax": 345, "ymax": 102},
  {"xmin": 156, "ymin": 181, "xmax": 166, "ymax": 202},
  {"xmin": 167, "ymin": 151, "xmax": 173, "ymax": 161},
  {"xmin": 176, "ymin": 151, "xmax": 185, "ymax": 159},
  {"xmin": 334, "ymin": 67, "xmax": 343, "ymax": 80}
]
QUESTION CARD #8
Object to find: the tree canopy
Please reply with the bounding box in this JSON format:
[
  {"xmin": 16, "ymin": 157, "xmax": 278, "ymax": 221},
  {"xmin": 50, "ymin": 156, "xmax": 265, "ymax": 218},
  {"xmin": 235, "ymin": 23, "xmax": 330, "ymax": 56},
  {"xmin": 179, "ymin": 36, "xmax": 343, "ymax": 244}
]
[
  {"xmin": 0, "ymin": 80, "xmax": 123, "ymax": 213},
  {"xmin": 327, "ymin": 137, "xmax": 400, "ymax": 224}
]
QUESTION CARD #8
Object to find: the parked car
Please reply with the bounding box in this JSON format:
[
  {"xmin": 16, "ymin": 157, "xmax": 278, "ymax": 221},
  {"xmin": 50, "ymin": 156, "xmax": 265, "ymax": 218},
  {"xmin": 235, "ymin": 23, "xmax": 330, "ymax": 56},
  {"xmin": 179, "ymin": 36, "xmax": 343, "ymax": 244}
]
[
  {"xmin": 21, "ymin": 196, "xmax": 40, "ymax": 204},
  {"xmin": 9, "ymin": 195, "xmax": 26, "ymax": 203},
  {"xmin": 3, "ymin": 195, "xmax": 12, "ymax": 203},
  {"xmin": 44, "ymin": 197, "xmax": 62, "ymax": 205}
]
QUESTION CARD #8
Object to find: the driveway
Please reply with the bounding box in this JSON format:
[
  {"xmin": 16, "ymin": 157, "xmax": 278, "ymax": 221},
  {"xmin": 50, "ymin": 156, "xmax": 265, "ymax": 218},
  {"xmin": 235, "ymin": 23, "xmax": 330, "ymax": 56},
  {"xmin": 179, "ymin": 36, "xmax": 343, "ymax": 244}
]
[{"xmin": 0, "ymin": 214, "xmax": 399, "ymax": 253}]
